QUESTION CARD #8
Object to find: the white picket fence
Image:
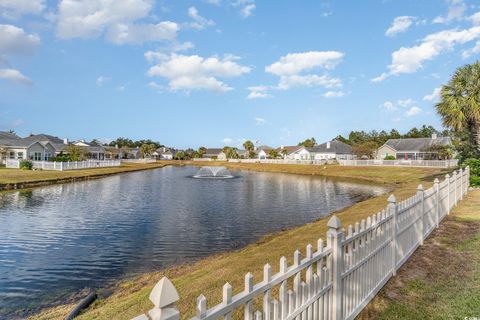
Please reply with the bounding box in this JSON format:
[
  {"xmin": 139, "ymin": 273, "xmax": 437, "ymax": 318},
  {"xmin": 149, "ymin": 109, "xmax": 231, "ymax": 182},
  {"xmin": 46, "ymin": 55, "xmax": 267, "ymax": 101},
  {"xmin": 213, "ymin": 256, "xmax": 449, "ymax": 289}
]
[
  {"xmin": 228, "ymin": 159, "xmax": 335, "ymax": 165},
  {"xmin": 121, "ymin": 159, "xmax": 157, "ymax": 164},
  {"xmin": 6, "ymin": 159, "xmax": 121, "ymax": 171},
  {"xmin": 338, "ymin": 159, "xmax": 458, "ymax": 168},
  {"xmin": 133, "ymin": 167, "xmax": 470, "ymax": 320}
]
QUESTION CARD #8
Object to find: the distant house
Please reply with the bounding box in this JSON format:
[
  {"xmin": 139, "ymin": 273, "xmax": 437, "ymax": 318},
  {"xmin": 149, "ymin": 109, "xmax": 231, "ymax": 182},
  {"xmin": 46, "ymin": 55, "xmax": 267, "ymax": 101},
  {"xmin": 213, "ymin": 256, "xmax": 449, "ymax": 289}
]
[
  {"xmin": 127, "ymin": 147, "xmax": 141, "ymax": 159},
  {"xmin": 152, "ymin": 147, "xmax": 174, "ymax": 160},
  {"xmin": 376, "ymin": 134, "xmax": 453, "ymax": 160},
  {"xmin": 104, "ymin": 146, "xmax": 124, "ymax": 159},
  {"xmin": 256, "ymin": 145, "xmax": 273, "ymax": 159},
  {"xmin": 202, "ymin": 148, "xmax": 223, "ymax": 159},
  {"xmin": 0, "ymin": 132, "xmax": 63, "ymax": 164},
  {"xmin": 277, "ymin": 146, "xmax": 303, "ymax": 159},
  {"xmin": 288, "ymin": 140, "xmax": 353, "ymax": 160},
  {"xmin": 72, "ymin": 140, "xmax": 105, "ymax": 160}
]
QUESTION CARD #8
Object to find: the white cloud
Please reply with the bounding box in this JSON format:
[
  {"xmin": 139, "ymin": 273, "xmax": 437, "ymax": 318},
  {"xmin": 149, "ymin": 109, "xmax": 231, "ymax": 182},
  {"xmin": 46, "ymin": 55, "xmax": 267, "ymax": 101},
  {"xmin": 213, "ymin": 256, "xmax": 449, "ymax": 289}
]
[
  {"xmin": 56, "ymin": 0, "xmax": 177, "ymax": 45},
  {"xmin": 406, "ymin": 106, "xmax": 422, "ymax": 117},
  {"xmin": 96, "ymin": 76, "xmax": 110, "ymax": 86},
  {"xmin": 204, "ymin": 0, "xmax": 221, "ymax": 5},
  {"xmin": 116, "ymin": 85, "xmax": 125, "ymax": 91},
  {"xmin": 247, "ymin": 86, "xmax": 271, "ymax": 99},
  {"xmin": 323, "ymin": 90, "xmax": 345, "ymax": 98},
  {"xmin": 147, "ymin": 81, "xmax": 164, "ymax": 91},
  {"xmin": 186, "ymin": 6, "xmax": 215, "ymax": 30},
  {"xmin": 277, "ymin": 74, "xmax": 341, "ymax": 90},
  {"xmin": 423, "ymin": 87, "xmax": 441, "ymax": 101},
  {"xmin": 147, "ymin": 53, "xmax": 251, "ymax": 92},
  {"xmin": 0, "ymin": 0, "xmax": 45, "ymax": 19},
  {"xmin": 0, "ymin": 24, "xmax": 40, "ymax": 56},
  {"xmin": 373, "ymin": 26, "xmax": 480, "ymax": 81},
  {"xmin": 254, "ymin": 117, "xmax": 267, "ymax": 125},
  {"xmin": 0, "ymin": 68, "xmax": 31, "ymax": 84},
  {"xmin": 266, "ymin": 51, "xmax": 344, "ymax": 76},
  {"xmin": 222, "ymin": 137, "xmax": 233, "ymax": 144},
  {"xmin": 265, "ymin": 51, "xmax": 344, "ymax": 90},
  {"xmin": 433, "ymin": 0, "xmax": 466, "ymax": 24},
  {"xmin": 233, "ymin": 0, "xmax": 256, "ymax": 18},
  {"xmin": 471, "ymin": 12, "xmax": 480, "ymax": 26},
  {"xmin": 397, "ymin": 98, "xmax": 415, "ymax": 108},
  {"xmin": 382, "ymin": 101, "xmax": 397, "ymax": 111},
  {"xmin": 385, "ymin": 16, "xmax": 415, "ymax": 37},
  {"xmin": 106, "ymin": 21, "xmax": 178, "ymax": 44},
  {"xmin": 462, "ymin": 41, "xmax": 480, "ymax": 58}
]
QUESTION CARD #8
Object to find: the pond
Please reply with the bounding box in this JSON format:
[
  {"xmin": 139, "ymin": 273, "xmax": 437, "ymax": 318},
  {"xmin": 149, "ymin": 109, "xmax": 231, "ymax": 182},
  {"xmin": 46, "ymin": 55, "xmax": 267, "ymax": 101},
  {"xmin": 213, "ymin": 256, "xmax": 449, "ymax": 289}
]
[{"xmin": 0, "ymin": 166, "xmax": 387, "ymax": 317}]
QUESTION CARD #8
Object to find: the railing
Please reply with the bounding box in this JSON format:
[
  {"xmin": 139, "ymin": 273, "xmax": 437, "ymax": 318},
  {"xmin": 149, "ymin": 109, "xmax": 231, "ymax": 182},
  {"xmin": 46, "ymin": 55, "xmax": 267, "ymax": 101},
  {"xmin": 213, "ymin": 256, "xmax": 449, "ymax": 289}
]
[
  {"xmin": 133, "ymin": 167, "xmax": 470, "ymax": 320},
  {"xmin": 6, "ymin": 159, "xmax": 121, "ymax": 171},
  {"xmin": 338, "ymin": 159, "xmax": 458, "ymax": 168}
]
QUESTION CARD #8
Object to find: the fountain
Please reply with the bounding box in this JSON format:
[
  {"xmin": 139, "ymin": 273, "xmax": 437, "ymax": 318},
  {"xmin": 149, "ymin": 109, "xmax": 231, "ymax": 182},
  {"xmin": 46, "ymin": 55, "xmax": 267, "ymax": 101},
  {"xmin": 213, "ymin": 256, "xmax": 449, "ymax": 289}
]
[{"xmin": 193, "ymin": 166, "xmax": 234, "ymax": 179}]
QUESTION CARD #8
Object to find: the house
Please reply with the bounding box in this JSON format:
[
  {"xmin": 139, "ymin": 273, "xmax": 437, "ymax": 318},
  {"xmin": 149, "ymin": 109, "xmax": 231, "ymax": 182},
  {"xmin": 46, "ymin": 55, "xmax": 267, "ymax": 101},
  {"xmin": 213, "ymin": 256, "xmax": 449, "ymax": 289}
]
[
  {"xmin": 256, "ymin": 145, "xmax": 273, "ymax": 159},
  {"xmin": 0, "ymin": 132, "xmax": 61, "ymax": 164},
  {"xmin": 104, "ymin": 146, "xmax": 124, "ymax": 159},
  {"xmin": 277, "ymin": 146, "xmax": 304, "ymax": 160},
  {"xmin": 376, "ymin": 134, "xmax": 453, "ymax": 160},
  {"xmin": 288, "ymin": 140, "xmax": 354, "ymax": 160},
  {"xmin": 72, "ymin": 140, "xmax": 105, "ymax": 160},
  {"xmin": 202, "ymin": 148, "xmax": 223, "ymax": 159},
  {"xmin": 152, "ymin": 147, "xmax": 174, "ymax": 160},
  {"xmin": 127, "ymin": 147, "xmax": 141, "ymax": 159}
]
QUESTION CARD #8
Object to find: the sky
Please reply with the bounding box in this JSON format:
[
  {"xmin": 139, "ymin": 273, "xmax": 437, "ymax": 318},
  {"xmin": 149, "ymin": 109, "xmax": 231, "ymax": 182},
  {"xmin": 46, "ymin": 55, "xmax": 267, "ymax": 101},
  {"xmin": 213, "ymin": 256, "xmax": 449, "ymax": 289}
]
[{"xmin": 0, "ymin": 0, "xmax": 480, "ymax": 149}]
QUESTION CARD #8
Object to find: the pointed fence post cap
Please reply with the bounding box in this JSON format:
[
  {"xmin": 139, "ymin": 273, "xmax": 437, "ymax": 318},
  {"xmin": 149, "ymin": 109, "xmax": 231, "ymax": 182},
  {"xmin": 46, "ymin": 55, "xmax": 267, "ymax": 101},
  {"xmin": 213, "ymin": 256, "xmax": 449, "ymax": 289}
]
[
  {"xmin": 417, "ymin": 184, "xmax": 424, "ymax": 191},
  {"xmin": 434, "ymin": 178, "xmax": 439, "ymax": 183},
  {"xmin": 327, "ymin": 215, "xmax": 342, "ymax": 229},
  {"xmin": 387, "ymin": 194, "xmax": 396, "ymax": 203},
  {"xmin": 149, "ymin": 277, "xmax": 180, "ymax": 308}
]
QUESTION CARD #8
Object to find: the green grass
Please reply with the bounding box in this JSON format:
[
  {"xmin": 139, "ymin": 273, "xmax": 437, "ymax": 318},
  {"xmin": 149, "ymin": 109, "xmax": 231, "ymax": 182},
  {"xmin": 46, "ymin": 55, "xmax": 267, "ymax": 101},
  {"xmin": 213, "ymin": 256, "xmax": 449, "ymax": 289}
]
[
  {"xmin": 28, "ymin": 164, "xmax": 450, "ymax": 320},
  {"xmin": 359, "ymin": 189, "xmax": 480, "ymax": 319},
  {"xmin": 0, "ymin": 162, "xmax": 170, "ymax": 187}
]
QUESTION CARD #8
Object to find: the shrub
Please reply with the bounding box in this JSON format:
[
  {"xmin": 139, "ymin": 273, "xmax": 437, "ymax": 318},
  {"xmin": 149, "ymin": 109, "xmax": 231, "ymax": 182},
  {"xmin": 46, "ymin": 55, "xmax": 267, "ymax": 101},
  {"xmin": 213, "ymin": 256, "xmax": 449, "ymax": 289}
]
[
  {"xmin": 462, "ymin": 158, "xmax": 480, "ymax": 187},
  {"xmin": 19, "ymin": 159, "xmax": 33, "ymax": 170},
  {"xmin": 384, "ymin": 155, "xmax": 396, "ymax": 160}
]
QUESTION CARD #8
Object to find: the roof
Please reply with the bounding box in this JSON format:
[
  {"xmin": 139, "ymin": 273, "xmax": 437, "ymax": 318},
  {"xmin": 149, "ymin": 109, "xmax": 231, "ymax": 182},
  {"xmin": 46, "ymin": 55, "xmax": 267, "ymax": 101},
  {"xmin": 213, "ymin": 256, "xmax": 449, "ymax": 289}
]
[
  {"xmin": 23, "ymin": 134, "xmax": 64, "ymax": 144},
  {"xmin": 307, "ymin": 140, "xmax": 352, "ymax": 154},
  {"xmin": 203, "ymin": 148, "xmax": 223, "ymax": 156},
  {"xmin": 0, "ymin": 131, "xmax": 20, "ymax": 140},
  {"xmin": 257, "ymin": 145, "xmax": 273, "ymax": 151},
  {"xmin": 276, "ymin": 146, "xmax": 302, "ymax": 154},
  {"xmin": 383, "ymin": 137, "xmax": 452, "ymax": 152},
  {"xmin": 83, "ymin": 145, "xmax": 105, "ymax": 153}
]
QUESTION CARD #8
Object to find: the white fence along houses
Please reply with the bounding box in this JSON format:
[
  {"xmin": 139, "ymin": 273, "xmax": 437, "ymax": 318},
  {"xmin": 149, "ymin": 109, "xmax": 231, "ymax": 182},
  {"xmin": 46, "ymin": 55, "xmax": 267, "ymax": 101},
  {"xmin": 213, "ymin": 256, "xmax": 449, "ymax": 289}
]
[
  {"xmin": 133, "ymin": 167, "xmax": 470, "ymax": 320},
  {"xmin": 337, "ymin": 159, "xmax": 458, "ymax": 168},
  {"xmin": 6, "ymin": 159, "xmax": 121, "ymax": 171}
]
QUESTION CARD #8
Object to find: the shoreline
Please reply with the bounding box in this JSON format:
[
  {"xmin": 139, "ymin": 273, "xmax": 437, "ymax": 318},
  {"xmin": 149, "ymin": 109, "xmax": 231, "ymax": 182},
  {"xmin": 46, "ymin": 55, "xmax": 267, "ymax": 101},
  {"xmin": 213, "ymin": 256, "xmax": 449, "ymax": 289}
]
[
  {"xmin": 0, "ymin": 162, "xmax": 171, "ymax": 192},
  {"xmin": 28, "ymin": 165, "xmax": 449, "ymax": 320}
]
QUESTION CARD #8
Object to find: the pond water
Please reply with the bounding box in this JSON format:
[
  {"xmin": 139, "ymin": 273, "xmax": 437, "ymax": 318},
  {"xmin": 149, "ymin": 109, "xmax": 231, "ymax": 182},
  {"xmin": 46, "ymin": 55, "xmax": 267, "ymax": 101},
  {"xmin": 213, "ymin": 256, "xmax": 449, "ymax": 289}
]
[{"xmin": 0, "ymin": 166, "xmax": 387, "ymax": 317}]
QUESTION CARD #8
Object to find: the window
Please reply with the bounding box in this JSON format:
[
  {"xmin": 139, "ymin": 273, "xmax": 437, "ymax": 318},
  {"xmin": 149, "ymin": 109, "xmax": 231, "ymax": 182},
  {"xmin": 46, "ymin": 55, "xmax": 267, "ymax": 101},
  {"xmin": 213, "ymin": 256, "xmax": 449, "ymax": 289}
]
[
  {"xmin": 31, "ymin": 152, "xmax": 42, "ymax": 161},
  {"xmin": 17, "ymin": 152, "xmax": 23, "ymax": 160},
  {"xmin": 45, "ymin": 152, "xmax": 51, "ymax": 161},
  {"xmin": 9, "ymin": 151, "xmax": 15, "ymax": 159}
]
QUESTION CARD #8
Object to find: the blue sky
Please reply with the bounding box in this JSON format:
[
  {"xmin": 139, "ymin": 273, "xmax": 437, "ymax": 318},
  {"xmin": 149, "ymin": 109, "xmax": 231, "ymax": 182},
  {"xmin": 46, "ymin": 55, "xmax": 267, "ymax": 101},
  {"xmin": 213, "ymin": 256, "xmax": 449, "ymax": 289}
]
[{"xmin": 1, "ymin": 0, "xmax": 479, "ymax": 149}]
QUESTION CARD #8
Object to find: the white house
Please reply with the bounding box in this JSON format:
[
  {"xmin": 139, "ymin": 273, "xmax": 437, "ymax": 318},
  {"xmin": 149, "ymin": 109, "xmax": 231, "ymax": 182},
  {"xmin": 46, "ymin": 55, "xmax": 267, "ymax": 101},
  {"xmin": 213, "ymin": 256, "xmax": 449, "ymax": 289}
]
[
  {"xmin": 288, "ymin": 140, "xmax": 354, "ymax": 160},
  {"xmin": 153, "ymin": 147, "xmax": 174, "ymax": 160},
  {"xmin": 256, "ymin": 145, "xmax": 273, "ymax": 159},
  {"xmin": 0, "ymin": 132, "xmax": 57, "ymax": 164}
]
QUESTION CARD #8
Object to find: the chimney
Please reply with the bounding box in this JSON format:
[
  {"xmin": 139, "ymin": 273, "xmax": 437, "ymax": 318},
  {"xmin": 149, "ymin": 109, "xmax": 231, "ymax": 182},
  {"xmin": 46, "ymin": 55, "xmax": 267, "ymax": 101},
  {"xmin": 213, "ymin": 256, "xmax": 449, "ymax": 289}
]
[
  {"xmin": 280, "ymin": 145, "xmax": 284, "ymax": 149},
  {"xmin": 326, "ymin": 141, "xmax": 331, "ymax": 149},
  {"xmin": 63, "ymin": 138, "xmax": 69, "ymax": 145},
  {"xmin": 432, "ymin": 133, "xmax": 437, "ymax": 140}
]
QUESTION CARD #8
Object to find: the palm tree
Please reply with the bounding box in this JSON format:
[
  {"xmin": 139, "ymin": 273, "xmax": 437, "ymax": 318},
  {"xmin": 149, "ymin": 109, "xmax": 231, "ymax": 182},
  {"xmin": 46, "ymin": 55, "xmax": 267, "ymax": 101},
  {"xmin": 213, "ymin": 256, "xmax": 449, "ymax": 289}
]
[{"xmin": 436, "ymin": 61, "xmax": 480, "ymax": 152}]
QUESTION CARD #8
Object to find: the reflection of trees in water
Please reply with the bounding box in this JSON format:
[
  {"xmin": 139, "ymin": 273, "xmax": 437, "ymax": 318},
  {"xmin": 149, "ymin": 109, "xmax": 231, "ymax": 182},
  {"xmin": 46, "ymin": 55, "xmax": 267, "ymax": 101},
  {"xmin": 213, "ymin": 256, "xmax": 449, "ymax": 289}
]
[{"xmin": 0, "ymin": 189, "xmax": 45, "ymax": 210}]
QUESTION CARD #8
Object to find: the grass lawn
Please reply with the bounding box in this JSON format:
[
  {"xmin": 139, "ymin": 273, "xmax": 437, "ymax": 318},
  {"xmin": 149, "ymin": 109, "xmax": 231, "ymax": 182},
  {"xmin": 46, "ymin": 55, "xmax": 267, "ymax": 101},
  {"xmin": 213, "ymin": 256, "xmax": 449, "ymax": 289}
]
[
  {"xmin": 359, "ymin": 189, "xmax": 480, "ymax": 319},
  {"xmin": 28, "ymin": 164, "xmax": 452, "ymax": 320},
  {"xmin": 0, "ymin": 162, "xmax": 170, "ymax": 188}
]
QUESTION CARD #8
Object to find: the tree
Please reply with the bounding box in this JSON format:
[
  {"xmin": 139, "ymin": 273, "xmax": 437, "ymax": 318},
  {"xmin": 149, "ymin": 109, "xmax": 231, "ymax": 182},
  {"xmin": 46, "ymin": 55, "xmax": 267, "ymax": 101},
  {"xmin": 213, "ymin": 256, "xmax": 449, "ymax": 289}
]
[
  {"xmin": 140, "ymin": 144, "xmax": 156, "ymax": 158},
  {"xmin": 65, "ymin": 145, "xmax": 87, "ymax": 161},
  {"xmin": 269, "ymin": 149, "xmax": 279, "ymax": 159},
  {"xmin": 242, "ymin": 140, "xmax": 254, "ymax": 158},
  {"xmin": 421, "ymin": 144, "xmax": 454, "ymax": 160},
  {"xmin": 175, "ymin": 151, "xmax": 187, "ymax": 160},
  {"xmin": 436, "ymin": 61, "xmax": 480, "ymax": 158},
  {"xmin": 90, "ymin": 139, "xmax": 100, "ymax": 146},
  {"xmin": 298, "ymin": 137, "xmax": 316, "ymax": 147},
  {"xmin": 351, "ymin": 141, "xmax": 378, "ymax": 159},
  {"xmin": 198, "ymin": 146, "xmax": 207, "ymax": 158},
  {"xmin": 334, "ymin": 135, "xmax": 351, "ymax": 145},
  {"xmin": 280, "ymin": 148, "xmax": 288, "ymax": 158}
]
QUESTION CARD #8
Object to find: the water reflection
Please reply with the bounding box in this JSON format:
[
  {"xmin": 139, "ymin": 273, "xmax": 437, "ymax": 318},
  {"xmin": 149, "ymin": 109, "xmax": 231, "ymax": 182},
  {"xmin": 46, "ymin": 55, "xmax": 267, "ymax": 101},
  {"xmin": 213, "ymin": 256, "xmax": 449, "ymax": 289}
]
[{"xmin": 0, "ymin": 166, "xmax": 386, "ymax": 317}]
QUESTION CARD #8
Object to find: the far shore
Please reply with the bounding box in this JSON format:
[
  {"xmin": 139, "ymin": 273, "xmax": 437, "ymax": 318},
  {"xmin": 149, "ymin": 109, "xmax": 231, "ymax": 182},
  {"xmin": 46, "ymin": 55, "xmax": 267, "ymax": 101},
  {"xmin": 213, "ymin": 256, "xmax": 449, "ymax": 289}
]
[{"xmin": 28, "ymin": 165, "xmax": 450, "ymax": 320}]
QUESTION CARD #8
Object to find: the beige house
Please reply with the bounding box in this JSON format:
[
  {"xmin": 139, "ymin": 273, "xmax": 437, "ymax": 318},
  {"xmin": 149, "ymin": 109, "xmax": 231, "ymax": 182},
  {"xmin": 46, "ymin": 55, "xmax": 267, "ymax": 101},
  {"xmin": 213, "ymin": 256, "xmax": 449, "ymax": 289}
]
[{"xmin": 376, "ymin": 134, "xmax": 453, "ymax": 160}]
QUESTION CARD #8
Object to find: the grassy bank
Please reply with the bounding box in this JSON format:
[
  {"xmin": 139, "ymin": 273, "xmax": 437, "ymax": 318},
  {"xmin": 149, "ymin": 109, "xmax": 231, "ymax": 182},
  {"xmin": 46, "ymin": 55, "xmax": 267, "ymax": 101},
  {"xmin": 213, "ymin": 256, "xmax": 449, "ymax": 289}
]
[
  {"xmin": 29, "ymin": 164, "xmax": 449, "ymax": 320},
  {"xmin": 359, "ymin": 189, "xmax": 480, "ymax": 319},
  {"xmin": 0, "ymin": 162, "xmax": 170, "ymax": 191}
]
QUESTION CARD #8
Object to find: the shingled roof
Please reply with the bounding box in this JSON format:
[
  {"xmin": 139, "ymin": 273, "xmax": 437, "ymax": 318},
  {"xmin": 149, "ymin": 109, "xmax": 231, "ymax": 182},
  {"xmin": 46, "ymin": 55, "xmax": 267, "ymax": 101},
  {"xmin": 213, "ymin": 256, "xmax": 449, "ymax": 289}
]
[
  {"xmin": 383, "ymin": 137, "xmax": 452, "ymax": 152},
  {"xmin": 308, "ymin": 140, "xmax": 352, "ymax": 154}
]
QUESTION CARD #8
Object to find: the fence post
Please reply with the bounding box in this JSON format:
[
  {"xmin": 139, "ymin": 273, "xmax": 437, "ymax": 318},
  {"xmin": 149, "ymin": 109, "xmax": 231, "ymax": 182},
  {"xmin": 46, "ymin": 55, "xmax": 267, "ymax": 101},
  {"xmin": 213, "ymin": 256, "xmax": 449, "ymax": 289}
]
[
  {"xmin": 445, "ymin": 174, "xmax": 450, "ymax": 214},
  {"xmin": 417, "ymin": 185, "xmax": 425, "ymax": 245},
  {"xmin": 459, "ymin": 168, "xmax": 464, "ymax": 201},
  {"xmin": 434, "ymin": 179, "xmax": 440, "ymax": 228},
  {"xmin": 466, "ymin": 166, "xmax": 470, "ymax": 192},
  {"xmin": 453, "ymin": 170, "xmax": 458, "ymax": 207},
  {"xmin": 388, "ymin": 195, "xmax": 397, "ymax": 276},
  {"xmin": 132, "ymin": 277, "xmax": 180, "ymax": 320},
  {"xmin": 327, "ymin": 215, "xmax": 344, "ymax": 320}
]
